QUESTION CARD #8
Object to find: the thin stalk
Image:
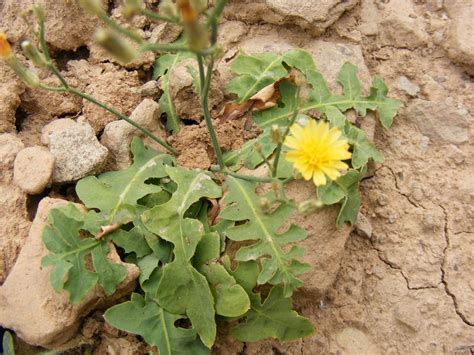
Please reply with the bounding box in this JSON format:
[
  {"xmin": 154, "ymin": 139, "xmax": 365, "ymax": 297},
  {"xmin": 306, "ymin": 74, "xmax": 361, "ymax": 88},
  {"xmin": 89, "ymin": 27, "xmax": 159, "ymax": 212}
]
[
  {"xmin": 141, "ymin": 8, "xmax": 180, "ymax": 24},
  {"xmin": 100, "ymin": 15, "xmax": 143, "ymax": 43},
  {"xmin": 196, "ymin": 54, "xmax": 225, "ymax": 169},
  {"xmin": 272, "ymin": 88, "xmax": 300, "ymax": 177},
  {"xmin": 210, "ymin": 166, "xmax": 274, "ymax": 183},
  {"xmin": 140, "ymin": 43, "xmax": 189, "ymax": 53}
]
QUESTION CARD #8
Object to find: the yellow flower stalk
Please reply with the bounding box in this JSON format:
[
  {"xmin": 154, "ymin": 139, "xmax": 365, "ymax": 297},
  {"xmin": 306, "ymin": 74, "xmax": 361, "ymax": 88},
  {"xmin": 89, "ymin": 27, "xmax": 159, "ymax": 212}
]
[{"xmin": 284, "ymin": 120, "xmax": 352, "ymax": 187}]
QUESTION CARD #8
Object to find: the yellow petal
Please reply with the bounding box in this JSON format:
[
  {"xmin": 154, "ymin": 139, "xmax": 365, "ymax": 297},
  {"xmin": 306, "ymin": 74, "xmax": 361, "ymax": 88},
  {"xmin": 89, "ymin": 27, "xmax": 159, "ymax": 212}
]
[
  {"xmin": 312, "ymin": 170, "xmax": 327, "ymax": 186},
  {"xmin": 321, "ymin": 166, "xmax": 342, "ymax": 180}
]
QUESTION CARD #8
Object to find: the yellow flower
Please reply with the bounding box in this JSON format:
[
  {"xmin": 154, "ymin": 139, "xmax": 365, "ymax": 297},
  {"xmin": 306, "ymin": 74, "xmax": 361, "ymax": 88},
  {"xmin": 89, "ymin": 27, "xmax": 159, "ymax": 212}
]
[
  {"xmin": 284, "ymin": 119, "xmax": 352, "ymax": 187},
  {"xmin": 0, "ymin": 33, "xmax": 13, "ymax": 60}
]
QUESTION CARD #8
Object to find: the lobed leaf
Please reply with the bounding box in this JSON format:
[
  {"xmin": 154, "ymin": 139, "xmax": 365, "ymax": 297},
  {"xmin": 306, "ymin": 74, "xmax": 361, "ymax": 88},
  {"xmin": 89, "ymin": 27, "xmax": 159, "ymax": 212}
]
[
  {"xmin": 219, "ymin": 177, "xmax": 310, "ymax": 297},
  {"xmin": 142, "ymin": 167, "xmax": 222, "ymax": 348},
  {"xmin": 105, "ymin": 293, "xmax": 209, "ymax": 355},
  {"xmin": 76, "ymin": 138, "xmax": 174, "ymax": 224},
  {"xmin": 41, "ymin": 203, "xmax": 127, "ymax": 303}
]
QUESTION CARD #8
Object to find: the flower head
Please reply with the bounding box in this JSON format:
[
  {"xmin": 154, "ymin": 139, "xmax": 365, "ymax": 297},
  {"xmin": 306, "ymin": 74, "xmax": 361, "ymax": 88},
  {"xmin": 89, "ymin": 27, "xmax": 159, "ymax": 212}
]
[
  {"xmin": 0, "ymin": 33, "xmax": 13, "ymax": 60},
  {"xmin": 284, "ymin": 119, "xmax": 351, "ymax": 187}
]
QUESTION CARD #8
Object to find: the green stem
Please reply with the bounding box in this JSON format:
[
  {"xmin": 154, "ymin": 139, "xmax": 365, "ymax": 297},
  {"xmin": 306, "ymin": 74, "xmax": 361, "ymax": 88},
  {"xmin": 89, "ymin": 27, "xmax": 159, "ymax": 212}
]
[
  {"xmin": 196, "ymin": 54, "xmax": 225, "ymax": 169},
  {"xmin": 100, "ymin": 14, "xmax": 143, "ymax": 43},
  {"xmin": 140, "ymin": 8, "xmax": 180, "ymax": 24},
  {"xmin": 140, "ymin": 43, "xmax": 189, "ymax": 53},
  {"xmin": 272, "ymin": 88, "xmax": 301, "ymax": 177},
  {"xmin": 210, "ymin": 166, "xmax": 274, "ymax": 183}
]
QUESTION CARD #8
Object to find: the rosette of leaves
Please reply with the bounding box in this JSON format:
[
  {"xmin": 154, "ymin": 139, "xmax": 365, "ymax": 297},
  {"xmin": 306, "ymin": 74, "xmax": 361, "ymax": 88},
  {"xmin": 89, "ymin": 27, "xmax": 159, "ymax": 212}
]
[{"xmin": 225, "ymin": 50, "xmax": 401, "ymax": 226}]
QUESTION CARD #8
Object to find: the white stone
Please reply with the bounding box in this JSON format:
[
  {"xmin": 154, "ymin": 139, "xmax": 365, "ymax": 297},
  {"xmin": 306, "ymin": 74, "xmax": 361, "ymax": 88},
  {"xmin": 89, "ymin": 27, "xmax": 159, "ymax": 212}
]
[{"xmin": 13, "ymin": 146, "xmax": 55, "ymax": 195}]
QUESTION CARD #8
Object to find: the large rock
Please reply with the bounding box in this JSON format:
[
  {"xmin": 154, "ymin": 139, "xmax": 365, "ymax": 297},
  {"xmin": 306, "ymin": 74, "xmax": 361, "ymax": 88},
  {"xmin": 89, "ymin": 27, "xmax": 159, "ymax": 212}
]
[
  {"xmin": 13, "ymin": 146, "xmax": 55, "ymax": 195},
  {"xmin": 40, "ymin": 118, "xmax": 77, "ymax": 146},
  {"xmin": 407, "ymin": 99, "xmax": 469, "ymax": 145},
  {"xmin": 101, "ymin": 99, "xmax": 166, "ymax": 170},
  {"xmin": 49, "ymin": 122, "xmax": 108, "ymax": 183},
  {"xmin": 0, "ymin": 198, "xmax": 139, "ymax": 348},
  {"xmin": 0, "ymin": 183, "xmax": 30, "ymax": 284},
  {"xmin": 444, "ymin": 0, "xmax": 474, "ymax": 75},
  {"xmin": 223, "ymin": 0, "xmax": 358, "ymax": 35}
]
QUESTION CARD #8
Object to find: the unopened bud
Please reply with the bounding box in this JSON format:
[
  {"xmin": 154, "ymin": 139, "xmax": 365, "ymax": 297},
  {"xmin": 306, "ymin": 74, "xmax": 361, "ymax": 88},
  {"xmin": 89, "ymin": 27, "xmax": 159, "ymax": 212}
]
[
  {"xmin": 95, "ymin": 29, "xmax": 138, "ymax": 65},
  {"xmin": 21, "ymin": 41, "xmax": 48, "ymax": 67},
  {"xmin": 297, "ymin": 199, "xmax": 322, "ymax": 215},
  {"xmin": 270, "ymin": 124, "xmax": 282, "ymax": 144},
  {"xmin": 33, "ymin": 5, "xmax": 45, "ymax": 22},
  {"xmin": 189, "ymin": 0, "xmax": 207, "ymax": 14},
  {"xmin": 160, "ymin": 0, "xmax": 179, "ymax": 19},
  {"xmin": 123, "ymin": 0, "xmax": 143, "ymax": 18},
  {"xmin": 8, "ymin": 58, "xmax": 40, "ymax": 88},
  {"xmin": 79, "ymin": 0, "xmax": 106, "ymax": 16},
  {"xmin": 0, "ymin": 33, "xmax": 13, "ymax": 60},
  {"xmin": 259, "ymin": 197, "xmax": 273, "ymax": 214}
]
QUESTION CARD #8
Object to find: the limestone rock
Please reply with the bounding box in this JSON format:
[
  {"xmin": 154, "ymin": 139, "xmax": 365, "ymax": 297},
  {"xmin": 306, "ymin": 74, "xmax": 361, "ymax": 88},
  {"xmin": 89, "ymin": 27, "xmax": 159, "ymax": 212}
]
[
  {"xmin": 13, "ymin": 146, "xmax": 55, "ymax": 195},
  {"xmin": 0, "ymin": 134, "xmax": 25, "ymax": 183},
  {"xmin": 407, "ymin": 99, "xmax": 469, "ymax": 145},
  {"xmin": 169, "ymin": 59, "xmax": 223, "ymax": 122},
  {"xmin": 377, "ymin": 0, "xmax": 428, "ymax": 48},
  {"xmin": 0, "ymin": 183, "xmax": 30, "ymax": 283},
  {"xmin": 398, "ymin": 76, "xmax": 420, "ymax": 97},
  {"xmin": 223, "ymin": 0, "xmax": 358, "ymax": 35},
  {"xmin": 0, "ymin": 198, "xmax": 139, "ymax": 348},
  {"xmin": 137, "ymin": 81, "xmax": 161, "ymax": 99},
  {"xmin": 101, "ymin": 99, "xmax": 166, "ymax": 170},
  {"xmin": 49, "ymin": 122, "xmax": 108, "ymax": 183},
  {"xmin": 355, "ymin": 212, "xmax": 373, "ymax": 239},
  {"xmin": 444, "ymin": 0, "xmax": 474, "ymax": 75},
  {"xmin": 40, "ymin": 118, "xmax": 76, "ymax": 146},
  {"xmin": 330, "ymin": 327, "xmax": 379, "ymax": 354}
]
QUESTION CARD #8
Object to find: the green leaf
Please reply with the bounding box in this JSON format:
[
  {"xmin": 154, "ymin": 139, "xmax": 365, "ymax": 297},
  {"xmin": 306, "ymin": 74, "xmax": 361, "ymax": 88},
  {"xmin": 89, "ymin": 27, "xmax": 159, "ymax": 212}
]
[
  {"xmin": 142, "ymin": 167, "xmax": 222, "ymax": 348},
  {"xmin": 367, "ymin": 76, "xmax": 402, "ymax": 128},
  {"xmin": 219, "ymin": 177, "xmax": 310, "ymax": 297},
  {"xmin": 2, "ymin": 330, "xmax": 15, "ymax": 355},
  {"xmin": 105, "ymin": 293, "xmax": 210, "ymax": 355},
  {"xmin": 154, "ymin": 52, "xmax": 194, "ymax": 133},
  {"xmin": 231, "ymin": 286, "xmax": 314, "ymax": 342},
  {"xmin": 112, "ymin": 227, "xmax": 152, "ymax": 258},
  {"xmin": 76, "ymin": 138, "xmax": 173, "ymax": 224},
  {"xmin": 194, "ymin": 232, "xmax": 250, "ymax": 318},
  {"xmin": 343, "ymin": 123, "xmax": 384, "ymax": 169},
  {"xmin": 317, "ymin": 170, "xmax": 363, "ymax": 228},
  {"xmin": 41, "ymin": 204, "xmax": 127, "ymax": 303}
]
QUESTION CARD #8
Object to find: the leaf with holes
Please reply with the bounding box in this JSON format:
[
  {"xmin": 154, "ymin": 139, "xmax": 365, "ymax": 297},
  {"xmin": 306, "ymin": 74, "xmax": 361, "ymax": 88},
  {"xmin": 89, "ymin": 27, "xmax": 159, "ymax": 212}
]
[
  {"xmin": 76, "ymin": 137, "xmax": 174, "ymax": 224},
  {"xmin": 141, "ymin": 167, "xmax": 222, "ymax": 348},
  {"xmin": 219, "ymin": 177, "xmax": 310, "ymax": 297},
  {"xmin": 41, "ymin": 203, "xmax": 127, "ymax": 303},
  {"xmin": 105, "ymin": 293, "xmax": 210, "ymax": 355}
]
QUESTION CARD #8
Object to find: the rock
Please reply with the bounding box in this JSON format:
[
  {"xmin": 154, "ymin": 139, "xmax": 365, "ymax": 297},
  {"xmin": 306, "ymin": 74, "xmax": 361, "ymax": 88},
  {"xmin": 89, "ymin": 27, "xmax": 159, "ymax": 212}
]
[
  {"xmin": 444, "ymin": 232, "xmax": 474, "ymax": 325},
  {"xmin": 218, "ymin": 21, "xmax": 248, "ymax": 48},
  {"xmin": 223, "ymin": 0, "xmax": 358, "ymax": 36},
  {"xmin": 393, "ymin": 298, "xmax": 423, "ymax": 331},
  {"xmin": 101, "ymin": 99, "xmax": 166, "ymax": 170},
  {"xmin": 137, "ymin": 81, "xmax": 161, "ymax": 99},
  {"xmin": 0, "ymin": 183, "xmax": 30, "ymax": 283},
  {"xmin": 444, "ymin": 0, "xmax": 474, "ymax": 75},
  {"xmin": 377, "ymin": 0, "xmax": 428, "ymax": 48},
  {"xmin": 359, "ymin": 0, "xmax": 379, "ymax": 36},
  {"xmin": 40, "ymin": 118, "xmax": 76, "ymax": 146},
  {"xmin": 398, "ymin": 76, "xmax": 420, "ymax": 97},
  {"xmin": 0, "ymin": 198, "xmax": 139, "ymax": 348},
  {"xmin": 355, "ymin": 212, "xmax": 373, "ymax": 239},
  {"xmin": 0, "ymin": 62, "xmax": 24, "ymax": 133},
  {"xmin": 0, "ymin": 134, "xmax": 25, "ymax": 183},
  {"xmin": 407, "ymin": 99, "xmax": 469, "ymax": 145},
  {"xmin": 13, "ymin": 147, "xmax": 55, "ymax": 195},
  {"xmin": 0, "ymin": 0, "xmax": 106, "ymax": 50},
  {"xmin": 149, "ymin": 22, "xmax": 183, "ymax": 44},
  {"xmin": 169, "ymin": 59, "xmax": 223, "ymax": 122},
  {"xmin": 81, "ymin": 63, "xmax": 142, "ymax": 133},
  {"xmin": 49, "ymin": 122, "xmax": 108, "ymax": 183}
]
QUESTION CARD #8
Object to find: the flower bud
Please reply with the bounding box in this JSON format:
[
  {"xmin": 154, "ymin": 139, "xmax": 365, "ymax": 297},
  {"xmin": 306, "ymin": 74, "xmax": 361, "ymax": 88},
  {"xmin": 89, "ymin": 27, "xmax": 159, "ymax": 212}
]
[
  {"xmin": 159, "ymin": 0, "xmax": 179, "ymax": 19},
  {"xmin": 8, "ymin": 58, "xmax": 41, "ymax": 88},
  {"xmin": 297, "ymin": 199, "xmax": 322, "ymax": 215},
  {"xmin": 33, "ymin": 5, "xmax": 45, "ymax": 22},
  {"xmin": 21, "ymin": 41, "xmax": 48, "ymax": 67},
  {"xmin": 95, "ymin": 29, "xmax": 138, "ymax": 65},
  {"xmin": 122, "ymin": 0, "xmax": 143, "ymax": 18},
  {"xmin": 0, "ymin": 33, "xmax": 13, "ymax": 60},
  {"xmin": 270, "ymin": 124, "xmax": 282, "ymax": 144},
  {"xmin": 79, "ymin": 0, "xmax": 106, "ymax": 17}
]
